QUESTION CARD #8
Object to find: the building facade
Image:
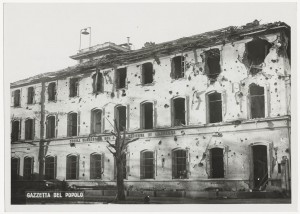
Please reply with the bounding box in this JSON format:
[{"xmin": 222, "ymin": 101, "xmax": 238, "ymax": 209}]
[{"xmin": 10, "ymin": 21, "xmax": 291, "ymax": 194}]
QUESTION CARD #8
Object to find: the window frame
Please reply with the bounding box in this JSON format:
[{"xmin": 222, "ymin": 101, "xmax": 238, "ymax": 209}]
[
  {"xmin": 172, "ymin": 148, "xmax": 190, "ymax": 179},
  {"xmin": 115, "ymin": 67, "xmax": 127, "ymax": 90},
  {"xmin": 171, "ymin": 55, "xmax": 185, "ymax": 80},
  {"xmin": 171, "ymin": 96, "xmax": 189, "ymax": 127},
  {"xmin": 11, "ymin": 157, "xmax": 20, "ymax": 181},
  {"xmin": 13, "ymin": 89, "xmax": 21, "ymax": 107},
  {"xmin": 48, "ymin": 82, "xmax": 57, "ymax": 102},
  {"xmin": 91, "ymin": 108, "xmax": 103, "ymax": 134},
  {"xmin": 90, "ymin": 153, "xmax": 104, "ymax": 180},
  {"xmin": 115, "ymin": 105, "xmax": 128, "ymax": 132},
  {"xmin": 46, "ymin": 115, "xmax": 57, "ymax": 139},
  {"xmin": 92, "ymin": 71, "xmax": 104, "ymax": 93},
  {"xmin": 206, "ymin": 91, "xmax": 224, "ymax": 124},
  {"xmin": 44, "ymin": 155, "xmax": 57, "ymax": 180},
  {"xmin": 27, "ymin": 86, "xmax": 35, "ymax": 105},
  {"xmin": 23, "ymin": 156, "xmax": 34, "ymax": 180},
  {"xmin": 11, "ymin": 119, "xmax": 21, "ymax": 142},
  {"xmin": 67, "ymin": 112, "xmax": 78, "ymax": 137},
  {"xmin": 140, "ymin": 101, "xmax": 156, "ymax": 130},
  {"xmin": 66, "ymin": 154, "xmax": 79, "ymax": 180},
  {"xmin": 248, "ymin": 83, "xmax": 267, "ymax": 119},
  {"xmin": 140, "ymin": 150, "xmax": 156, "ymax": 179},
  {"xmin": 24, "ymin": 118, "xmax": 35, "ymax": 140},
  {"xmin": 69, "ymin": 78, "xmax": 79, "ymax": 98},
  {"xmin": 141, "ymin": 62, "xmax": 154, "ymax": 85}
]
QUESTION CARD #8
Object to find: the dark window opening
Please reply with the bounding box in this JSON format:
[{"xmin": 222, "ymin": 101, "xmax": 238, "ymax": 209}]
[
  {"xmin": 14, "ymin": 90, "xmax": 20, "ymax": 107},
  {"xmin": 68, "ymin": 113, "xmax": 77, "ymax": 137},
  {"xmin": 116, "ymin": 106, "xmax": 126, "ymax": 131},
  {"xmin": 123, "ymin": 153, "xmax": 127, "ymax": 179},
  {"xmin": 45, "ymin": 156, "xmax": 56, "ymax": 180},
  {"xmin": 25, "ymin": 119, "xmax": 34, "ymax": 140},
  {"xmin": 249, "ymin": 84, "xmax": 265, "ymax": 119},
  {"xmin": 93, "ymin": 72, "xmax": 104, "ymax": 93},
  {"xmin": 48, "ymin": 82, "xmax": 56, "ymax": 101},
  {"xmin": 208, "ymin": 92, "xmax": 222, "ymax": 123},
  {"xmin": 171, "ymin": 56, "xmax": 185, "ymax": 79},
  {"xmin": 278, "ymin": 163, "xmax": 281, "ymax": 173},
  {"xmin": 141, "ymin": 102, "xmax": 153, "ymax": 129},
  {"xmin": 142, "ymin": 62, "xmax": 153, "ymax": 84},
  {"xmin": 252, "ymin": 145, "xmax": 268, "ymax": 189},
  {"xmin": 245, "ymin": 38, "xmax": 272, "ymax": 75},
  {"xmin": 91, "ymin": 109, "xmax": 102, "ymax": 134},
  {"xmin": 172, "ymin": 149, "xmax": 187, "ymax": 179},
  {"xmin": 90, "ymin": 154, "xmax": 102, "ymax": 179},
  {"xmin": 210, "ymin": 148, "xmax": 224, "ymax": 178},
  {"xmin": 69, "ymin": 78, "xmax": 79, "ymax": 97},
  {"xmin": 140, "ymin": 151, "xmax": 154, "ymax": 179},
  {"xmin": 116, "ymin": 68, "xmax": 127, "ymax": 89},
  {"xmin": 46, "ymin": 116, "xmax": 56, "ymax": 139},
  {"xmin": 205, "ymin": 49, "xmax": 221, "ymax": 79},
  {"xmin": 23, "ymin": 157, "xmax": 33, "ymax": 180},
  {"xmin": 173, "ymin": 98, "xmax": 186, "ymax": 126},
  {"xmin": 27, "ymin": 87, "xmax": 34, "ymax": 104},
  {"xmin": 11, "ymin": 120, "xmax": 20, "ymax": 142},
  {"xmin": 11, "ymin": 158, "xmax": 20, "ymax": 181},
  {"xmin": 66, "ymin": 155, "xmax": 79, "ymax": 180}
]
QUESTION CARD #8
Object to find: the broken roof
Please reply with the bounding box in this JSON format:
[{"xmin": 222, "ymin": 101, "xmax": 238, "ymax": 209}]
[{"xmin": 11, "ymin": 21, "xmax": 290, "ymax": 88}]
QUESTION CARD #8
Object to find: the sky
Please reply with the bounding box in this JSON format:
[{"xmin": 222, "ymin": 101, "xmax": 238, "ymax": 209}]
[{"xmin": 4, "ymin": 2, "xmax": 296, "ymax": 83}]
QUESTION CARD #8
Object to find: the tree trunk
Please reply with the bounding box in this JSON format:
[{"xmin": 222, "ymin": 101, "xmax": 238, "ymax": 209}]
[{"xmin": 116, "ymin": 157, "xmax": 125, "ymax": 201}]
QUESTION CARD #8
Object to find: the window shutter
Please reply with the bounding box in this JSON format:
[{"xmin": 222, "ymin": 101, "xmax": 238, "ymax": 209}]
[
  {"xmin": 91, "ymin": 110, "xmax": 94, "ymax": 134},
  {"xmin": 126, "ymin": 152, "xmax": 130, "ymax": 178},
  {"xmin": 67, "ymin": 114, "xmax": 70, "ymax": 137},
  {"xmin": 269, "ymin": 143, "xmax": 273, "ymax": 175},
  {"xmin": 11, "ymin": 91, "xmax": 14, "ymax": 107},
  {"xmin": 153, "ymin": 101, "xmax": 157, "ymax": 128},
  {"xmin": 77, "ymin": 112, "xmax": 81, "ymax": 136},
  {"xmin": 32, "ymin": 118, "xmax": 35, "ymax": 140},
  {"xmin": 76, "ymin": 155, "xmax": 80, "ymax": 179},
  {"xmin": 172, "ymin": 151, "xmax": 176, "ymax": 179},
  {"xmin": 54, "ymin": 156, "xmax": 57, "ymax": 179},
  {"xmin": 102, "ymin": 109, "xmax": 105, "ymax": 132},
  {"xmin": 140, "ymin": 152, "xmax": 144, "ymax": 179},
  {"xmin": 55, "ymin": 115, "xmax": 58, "ymax": 138},
  {"xmin": 170, "ymin": 58, "xmax": 175, "ymax": 79},
  {"xmin": 54, "ymin": 81, "xmax": 58, "ymax": 101},
  {"xmin": 66, "ymin": 156, "xmax": 69, "ymax": 179},
  {"xmin": 266, "ymin": 84, "xmax": 270, "ymax": 117},
  {"xmin": 19, "ymin": 119, "xmax": 22, "ymax": 140},
  {"xmin": 206, "ymin": 150, "xmax": 212, "ymax": 178},
  {"xmin": 186, "ymin": 96, "xmax": 190, "ymax": 125},
  {"xmin": 92, "ymin": 73, "xmax": 96, "ymax": 93},
  {"xmin": 101, "ymin": 153, "xmax": 105, "ymax": 179},
  {"xmin": 181, "ymin": 55, "xmax": 185, "ymax": 77},
  {"xmin": 222, "ymin": 92, "xmax": 226, "ymax": 117},
  {"xmin": 154, "ymin": 150, "xmax": 157, "ymax": 179},
  {"xmin": 126, "ymin": 104, "xmax": 130, "ymax": 131},
  {"xmin": 186, "ymin": 148, "xmax": 190, "ymax": 179}
]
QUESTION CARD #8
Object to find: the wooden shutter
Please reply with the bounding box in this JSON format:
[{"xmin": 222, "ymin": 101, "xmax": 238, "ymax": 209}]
[
  {"xmin": 55, "ymin": 115, "xmax": 58, "ymax": 138},
  {"xmin": 102, "ymin": 109, "xmax": 105, "ymax": 132},
  {"xmin": 92, "ymin": 73, "xmax": 96, "ymax": 93},
  {"xmin": 140, "ymin": 152, "xmax": 144, "ymax": 179},
  {"xmin": 101, "ymin": 153, "xmax": 105, "ymax": 179},
  {"xmin": 170, "ymin": 58, "xmax": 175, "ymax": 79},
  {"xmin": 222, "ymin": 92, "xmax": 227, "ymax": 117},
  {"xmin": 19, "ymin": 119, "xmax": 22, "ymax": 140},
  {"xmin": 77, "ymin": 111, "xmax": 81, "ymax": 136},
  {"xmin": 32, "ymin": 118, "xmax": 35, "ymax": 140},
  {"xmin": 186, "ymin": 148, "xmax": 190, "ymax": 179},
  {"xmin": 126, "ymin": 152, "xmax": 130, "ymax": 178},
  {"xmin": 206, "ymin": 149, "xmax": 211, "ymax": 178},
  {"xmin": 90, "ymin": 110, "xmax": 94, "ymax": 134},
  {"xmin": 153, "ymin": 101, "xmax": 157, "ymax": 128},
  {"xmin": 172, "ymin": 150, "xmax": 176, "ymax": 179},
  {"xmin": 126, "ymin": 104, "xmax": 130, "ymax": 131},
  {"xmin": 54, "ymin": 81, "xmax": 58, "ymax": 101},
  {"xmin": 269, "ymin": 143, "xmax": 273, "ymax": 175},
  {"xmin": 11, "ymin": 91, "xmax": 14, "ymax": 107},
  {"xmin": 266, "ymin": 84, "xmax": 270, "ymax": 117},
  {"xmin": 76, "ymin": 155, "xmax": 80, "ymax": 179},
  {"xmin": 154, "ymin": 150, "xmax": 157, "ymax": 179},
  {"xmin": 54, "ymin": 156, "xmax": 57, "ymax": 179},
  {"xmin": 181, "ymin": 55, "xmax": 185, "ymax": 77},
  {"xmin": 186, "ymin": 96, "xmax": 190, "ymax": 125}
]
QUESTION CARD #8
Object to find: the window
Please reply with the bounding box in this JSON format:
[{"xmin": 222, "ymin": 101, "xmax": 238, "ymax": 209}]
[
  {"xmin": 45, "ymin": 156, "xmax": 56, "ymax": 180},
  {"xmin": 115, "ymin": 106, "xmax": 126, "ymax": 131},
  {"xmin": 13, "ymin": 90, "xmax": 21, "ymax": 107},
  {"xmin": 141, "ymin": 62, "xmax": 153, "ymax": 84},
  {"xmin": 171, "ymin": 56, "xmax": 185, "ymax": 79},
  {"xmin": 249, "ymin": 84, "xmax": 265, "ymax": 119},
  {"xmin": 245, "ymin": 38, "xmax": 272, "ymax": 75},
  {"xmin": 90, "ymin": 153, "xmax": 103, "ymax": 179},
  {"xmin": 11, "ymin": 120, "xmax": 21, "ymax": 142},
  {"xmin": 91, "ymin": 109, "xmax": 102, "ymax": 134},
  {"xmin": 210, "ymin": 148, "xmax": 224, "ymax": 178},
  {"xmin": 27, "ymin": 87, "xmax": 34, "ymax": 104},
  {"xmin": 140, "ymin": 151, "xmax": 155, "ymax": 179},
  {"xmin": 172, "ymin": 98, "xmax": 186, "ymax": 126},
  {"xmin": 141, "ymin": 102, "xmax": 153, "ymax": 129},
  {"xmin": 92, "ymin": 72, "xmax": 104, "ymax": 93},
  {"xmin": 205, "ymin": 49, "xmax": 221, "ymax": 79},
  {"xmin": 25, "ymin": 119, "xmax": 34, "ymax": 140},
  {"xmin": 11, "ymin": 158, "xmax": 20, "ymax": 181},
  {"xmin": 67, "ymin": 112, "xmax": 78, "ymax": 137},
  {"xmin": 172, "ymin": 149, "xmax": 188, "ymax": 179},
  {"xmin": 23, "ymin": 157, "xmax": 34, "ymax": 180},
  {"xmin": 208, "ymin": 92, "xmax": 222, "ymax": 123},
  {"xmin": 48, "ymin": 82, "xmax": 56, "ymax": 101},
  {"xmin": 66, "ymin": 155, "xmax": 79, "ymax": 180},
  {"xmin": 46, "ymin": 116, "xmax": 56, "ymax": 139},
  {"xmin": 69, "ymin": 78, "xmax": 79, "ymax": 97},
  {"xmin": 116, "ymin": 68, "xmax": 127, "ymax": 89}
]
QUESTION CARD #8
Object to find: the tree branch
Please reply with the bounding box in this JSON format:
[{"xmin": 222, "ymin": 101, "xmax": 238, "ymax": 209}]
[
  {"xmin": 124, "ymin": 138, "xmax": 139, "ymax": 147},
  {"xmin": 106, "ymin": 146, "xmax": 116, "ymax": 156},
  {"xmin": 106, "ymin": 140, "xmax": 116, "ymax": 149}
]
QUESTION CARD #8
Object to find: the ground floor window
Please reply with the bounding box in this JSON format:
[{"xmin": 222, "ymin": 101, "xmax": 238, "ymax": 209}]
[
  {"xmin": 23, "ymin": 157, "xmax": 34, "ymax": 180},
  {"xmin": 90, "ymin": 153, "xmax": 103, "ymax": 179},
  {"xmin": 66, "ymin": 155, "xmax": 79, "ymax": 180},
  {"xmin": 140, "ymin": 151, "xmax": 155, "ymax": 179},
  {"xmin": 172, "ymin": 149, "xmax": 188, "ymax": 179},
  {"xmin": 45, "ymin": 156, "xmax": 56, "ymax": 180},
  {"xmin": 210, "ymin": 148, "xmax": 224, "ymax": 178},
  {"xmin": 11, "ymin": 157, "xmax": 20, "ymax": 181}
]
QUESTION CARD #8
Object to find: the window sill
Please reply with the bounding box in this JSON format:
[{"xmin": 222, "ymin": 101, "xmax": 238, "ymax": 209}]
[{"xmin": 170, "ymin": 77, "xmax": 187, "ymax": 83}]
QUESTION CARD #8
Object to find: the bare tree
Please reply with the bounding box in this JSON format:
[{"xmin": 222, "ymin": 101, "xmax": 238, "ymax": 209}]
[{"xmin": 106, "ymin": 119, "xmax": 138, "ymax": 201}]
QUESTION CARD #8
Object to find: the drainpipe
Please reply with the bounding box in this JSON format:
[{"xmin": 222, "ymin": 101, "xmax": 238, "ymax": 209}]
[{"xmin": 38, "ymin": 80, "xmax": 46, "ymax": 181}]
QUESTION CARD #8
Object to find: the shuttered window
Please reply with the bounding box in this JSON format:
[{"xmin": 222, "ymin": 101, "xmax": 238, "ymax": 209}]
[
  {"xmin": 90, "ymin": 153, "xmax": 104, "ymax": 179},
  {"xmin": 23, "ymin": 157, "xmax": 34, "ymax": 180},
  {"xmin": 140, "ymin": 151, "xmax": 155, "ymax": 179},
  {"xmin": 27, "ymin": 87, "xmax": 34, "ymax": 104},
  {"xmin": 45, "ymin": 156, "xmax": 56, "ymax": 180},
  {"xmin": 66, "ymin": 155, "xmax": 79, "ymax": 180},
  {"xmin": 172, "ymin": 149, "xmax": 189, "ymax": 179},
  {"xmin": 46, "ymin": 116, "xmax": 56, "ymax": 138},
  {"xmin": 171, "ymin": 56, "xmax": 185, "ymax": 79},
  {"xmin": 14, "ymin": 90, "xmax": 21, "ymax": 107},
  {"xmin": 11, "ymin": 120, "xmax": 21, "ymax": 142},
  {"xmin": 92, "ymin": 72, "xmax": 104, "ymax": 93},
  {"xmin": 91, "ymin": 109, "xmax": 102, "ymax": 134},
  {"xmin": 48, "ymin": 82, "xmax": 57, "ymax": 101},
  {"xmin": 141, "ymin": 62, "xmax": 154, "ymax": 84},
  {"xmin": 25, "ymin": 119, "xmax": 34, "ymax": 140},
  {"xmin": 67, "ymin": 113, "xmax": 77, "ymax": 137},
  {"xmin": 115, "ymin": 106, "xmax": 126, "ymax": 131},
  {"xmin": 69, "ymin": 78, "xmax": 79, "ymax": 97},
  {"xmin": 116, "ymin": 68, "xmax": 127, "ymax": 89}
]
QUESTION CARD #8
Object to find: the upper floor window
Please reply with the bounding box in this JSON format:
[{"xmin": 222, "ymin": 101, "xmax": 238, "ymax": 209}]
[
  {"xmin": 13, "ymin": 90, "xmax": 21, "ymax": 107},
  {"xmin": 171, "ymin": 56, "xmax": 185, "ymax": 79},
  {"xmin": 115, "ymin": 105, "xmax": 127, "ymax": 131},
  {"xmin": 69, "ymin": 78, "xmax": 79, "ymax": 97},
  {"xmin": 141, "ymin": 102, "xmax": 153, "ymax": 129},
  {"xmin": 25, "ymin": 118, "xmax": 34, "ymax": 140},
  {"xmin": 141, "ymin": 62, "xmax": 154, "ymax": 84},
  {"xmin": 67, "ymin": 112, "xmax": 78, "ymax": 137},
  {"xmin": 23, "ymin": 156, "xmax": 34, "ymax": 180},
  {"xmin": 90, "ymin": 153, "xmax": 103, "ymax": 179},
  {"xmin": 48, "ymin": 82, "xmax": 57, "ymax": 101},
  {"xmin": 209, "ymin": 148, "xmax": 224, "ymax": 178},
  {"xmin": 140, "ymin": 151, "xmax": 155, "ymax": 179},
  {"xmin": 116, "ymin": 68, "xmax": 127, "ymax": 89},
  {"xmin": 249, "ymin": 84, "xmax": 265, "ymax": 119},
  {"xmin": 172, "ymin": 149, "xmax": 189, "ymax": 179},
  {"xmin": 92, "ymin": 72, "xmax": 104, "ymax": 93},
  {"xmin": 172, "ymin": 97, "xmax": 186, "ymax": 126},
  {"xmin": 27, "ymin": 87, "xmax": 34, "ymax": 104},
  {"xmin": 11, "ymin": 120, "xmax": 21, "ymax": 142},
  {"xmin": 66, "ymin": 155, "xmax": 79, "ymax": 180},
  {"xmin": 11, "ymin": 157, "xmax": 20, "ymax": 181},
  {"xmin": 46, "ymin": 115, "xmax": 56, "ymax": 139},
  {"xmin": 205, "ymin": 49, "xmax": 221, "ymax": 80},
  {"xmin": 45, "ymin": 156, "xmax": 56, "ymax": 180},
  {"xmin": 91, "ymin": 109, "xmax": 102, "ymax": 134},
  {"xmin": 208, "ymin": 92, "xmax": 222, "ymax": 123}
]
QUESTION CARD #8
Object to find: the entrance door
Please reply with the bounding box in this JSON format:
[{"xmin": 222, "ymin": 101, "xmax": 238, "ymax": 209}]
[{"xmin": 252, "ymin": 145, "xmax": 268, "ymax": 189}]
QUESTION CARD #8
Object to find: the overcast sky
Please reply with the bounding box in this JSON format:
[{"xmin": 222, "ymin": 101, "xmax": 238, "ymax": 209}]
[{"xmin": 4, "ymin": 2, "xmax": 296, "ymax": 83}]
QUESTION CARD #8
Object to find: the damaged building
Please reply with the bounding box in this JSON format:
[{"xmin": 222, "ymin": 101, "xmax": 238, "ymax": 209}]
[{"xmin": 10, "ymin": 21, "xmax": 291, "ymax": 198}]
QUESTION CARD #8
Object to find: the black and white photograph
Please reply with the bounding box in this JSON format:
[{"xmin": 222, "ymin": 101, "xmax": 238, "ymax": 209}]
[{"xmin": 3, "ymin": 1, "xmax": 298, "ymax": 212}]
